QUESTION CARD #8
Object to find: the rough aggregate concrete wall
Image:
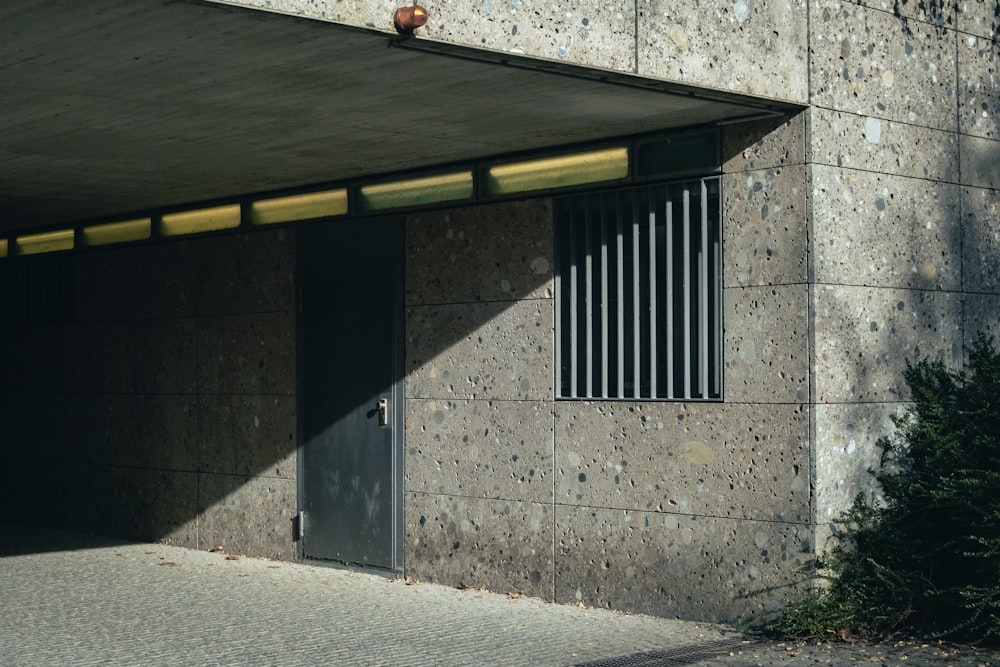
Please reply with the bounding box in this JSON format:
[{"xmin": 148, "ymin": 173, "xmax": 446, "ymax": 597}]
[
  {"xmin": 220, "ymin": 0, "xmax": 809, "ymax": 103},
  {"xmin": 404, "ymin": 199, "xmax": 557, "ymax": 601},
  {"xmin": 403, "ymin": 119, "xmax": 815, "ymax": 620},
  {"xmin": 808, "ymin": 0, "xmax": 1000, "ymax": 546},
  {"xmin": 223, "ymin": 0, "xmax": 638, "ymax": 73},
  {"xmin": 2, "ymin": 230, "xmax": 299, "ymax": 559},
  {"xmin": 637, "ymin": 0, "xmax": 808, "ymax": 101}
]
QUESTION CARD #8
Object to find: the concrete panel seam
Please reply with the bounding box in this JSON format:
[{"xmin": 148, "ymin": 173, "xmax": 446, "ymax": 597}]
[{"xmin": 550, "ymin": 501, "xmax": 812, "ymax": 527}]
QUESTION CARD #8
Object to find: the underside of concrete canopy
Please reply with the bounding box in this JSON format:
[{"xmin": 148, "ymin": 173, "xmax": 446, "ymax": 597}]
[{"xmin": 0, "ymin": 0, "xmax": 800, "ymax": 234}]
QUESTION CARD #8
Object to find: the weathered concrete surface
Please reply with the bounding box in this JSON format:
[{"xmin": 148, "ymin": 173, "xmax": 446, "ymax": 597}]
[
  {"xmin": 638, "ymin": 0, "xmax": 809, "ymax": 101},
  {"xmin": 404, "ymin": 186, "xmax": 813, "ymax": 621},
  {"xmin": 2, "ymin": 229, "xmax": 299, "ymax": 560}
]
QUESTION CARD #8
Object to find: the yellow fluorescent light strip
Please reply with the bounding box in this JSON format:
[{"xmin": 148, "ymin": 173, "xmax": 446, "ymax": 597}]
[
  {"xmin": 83, "ymin": 218, "xmax": 152, "ymax": 246},
  {"xmin": 251, "ymin": 189, "xmax": 348, "ymax": 225},
  {"xmin": 161, "ymin": 204, "xmax": 241, "ymax": 237},
  {"xmin": 359, "ymin": 171, "xmax": 473, "ymax": 210},
  {"xmin": 0, "ymin": 238, "xmax": 7, "ymax": 258},
  {"xmin": 15, "ymin": 228, "xmax": 75, "ymax": 255},
  {"xmin": 487, "ymin": 147, "xmax": 629, "ymax": 195}
]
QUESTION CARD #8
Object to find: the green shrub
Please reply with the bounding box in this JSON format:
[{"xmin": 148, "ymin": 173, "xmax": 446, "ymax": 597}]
[{"xmin": 773, "ymin": 335, "xmax": 1000, "ymax": 642}]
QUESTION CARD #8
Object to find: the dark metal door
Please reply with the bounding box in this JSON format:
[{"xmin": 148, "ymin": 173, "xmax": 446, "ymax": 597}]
[{"xmin": 298, "ymin": 218, "xmax": 403, "ymax": 570}]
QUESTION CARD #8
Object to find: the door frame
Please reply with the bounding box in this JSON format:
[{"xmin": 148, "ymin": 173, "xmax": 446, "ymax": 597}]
[{"xmin": 295, "ymin": 216, "xmax": 405, "ymax": 572}]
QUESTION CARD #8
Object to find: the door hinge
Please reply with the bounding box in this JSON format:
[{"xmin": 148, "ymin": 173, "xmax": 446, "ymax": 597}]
[{"xmin": 295, "ymin": 510, "xmax": 305, "ymax": 540}]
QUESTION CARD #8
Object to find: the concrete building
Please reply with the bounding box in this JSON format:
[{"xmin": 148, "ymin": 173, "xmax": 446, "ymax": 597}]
[{"xmin": 1, "ymin": 0, "xmax": 996, "ymax": 622}]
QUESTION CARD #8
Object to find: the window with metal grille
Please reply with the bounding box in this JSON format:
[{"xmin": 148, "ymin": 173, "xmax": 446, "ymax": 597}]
[{"xmin": 555, "ymin": 178, "xmax": 722, "ymax": 400}]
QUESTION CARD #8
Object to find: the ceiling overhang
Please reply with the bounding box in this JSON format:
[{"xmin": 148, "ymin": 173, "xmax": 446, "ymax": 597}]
[{"xmin": 0, "ymin": 0, "xmax": 802, "ymax": 234}]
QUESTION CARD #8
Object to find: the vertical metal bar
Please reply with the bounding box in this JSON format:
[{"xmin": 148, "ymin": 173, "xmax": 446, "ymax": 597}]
[
  {"xmin": 569, "ymin": 205, "xmax": 578, "ymax": 398},
  {"xmin": 632, "ymin": 189, "xmax": 641, "ymax": 398},
  {"xmin": 682, "ymin": 186, "xmax": 691, "ymax": 399},
  {"xmin": 554, "ymin": 208, "xmax": 562, "ymax": 398},
  {"xmin": 700, "ymin": 180, "xmax": 710, "ymax": 398},
  {"xmin": 616, "ymin": 194, "xmax": 625, "ymax": 399},
  {"xmin": 600, "ymin": 195, "xmax": 609, "ymax": 399},
  {"xmin": 665, "ymin": 188, "xmax": 674, "ymax": 400},
  {"xmin": 713, "ymin": 238, "xmax": 722, "ymax": 398},
  {"xmin": 584, "ymin": 202, "xmax": 594, "ymax": 398},
  {"xmin": 648, "ymin": 187, "xmax": 657, "ymax": 399}
]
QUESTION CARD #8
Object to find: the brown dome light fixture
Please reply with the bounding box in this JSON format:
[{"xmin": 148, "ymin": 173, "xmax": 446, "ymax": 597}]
[{"xmin": 394, "ymin": 4, "xmax": 429, "ymax": 35}]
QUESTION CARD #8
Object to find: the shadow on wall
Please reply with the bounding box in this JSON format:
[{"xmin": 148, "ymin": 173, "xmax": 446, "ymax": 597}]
[
  {"xmin": 810, "ymin": 10, "xmax": 1000, "ymax": 541},
  {"xmin": 0, "ymin": 198, "xmax": 558, "ymax": 558},
  {"xmin": 0, "ymin": 116, "xmax": 815, "ymax": 567}
]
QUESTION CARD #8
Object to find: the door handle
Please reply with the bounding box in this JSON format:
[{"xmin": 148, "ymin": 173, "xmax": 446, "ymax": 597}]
[{"xmin": 377, "ymin": 398, "xmax": 389, "ymax": 426}]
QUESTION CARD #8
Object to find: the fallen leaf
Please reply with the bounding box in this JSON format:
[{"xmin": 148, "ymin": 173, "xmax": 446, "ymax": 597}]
[
  {"xmin": 225, "ymin": 555, "xmax": 240, "ymax": 560},
  {"xmin": 158, "ymin": 562, "xmax": 177, "ymax": 567},
  {"xmin": 507, "ymin": 592, "xmax": 524, "ymax": 599}
]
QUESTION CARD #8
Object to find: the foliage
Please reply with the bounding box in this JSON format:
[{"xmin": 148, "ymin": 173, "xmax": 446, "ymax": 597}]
[{"xmin": 773, "ymin": 335, "xmax": 1000, "ymax": 642}]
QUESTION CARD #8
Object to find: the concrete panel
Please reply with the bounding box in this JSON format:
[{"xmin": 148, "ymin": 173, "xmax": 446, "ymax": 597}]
[
  {"xmin": 406, "ymin": 299, "xmax": 553, "ymax": 401},
  {"xmin": 198, "ymin": 394, "xmax": 297, "ymax": 478},
  {"xmin": 854, "ymin": 0, "xmax": 956, "ymax": 24},
  {"xmin": 637, "ymin": 0, "xmax": 808, "ymax": 101},
  {"xmin": 111, "ymin": 319, "xmax": 200, "ymax": 395},
  {"xmin": 196, "ymin": 228, "xmax": 296, "ymax": 316},
  {"xmin": 406, "ymin": 200, "xmax": 553, "ymax": 306},
  {"xmin": 959, "ymin": 34, "xmax": 999, "ymax": 139},
  {"xmin": 963, "ymin": 186, "xmax": 1000, "ymax": 294},
  {"xmin": 723, "ymin": 166, "xmax": 808, "ymax": 287},
  {"xmin": 125, "ymin": 394, "xmax": 200, "ymax": 473},
  {"xmin": 198, "ymin": 473, "xmax": 297, "ymax": 560},
  {"xmin": 960, "ymin": 134, "xmax": 1000, "ymax": 189},
  {"xmin": 93, "ymin": 394, "xmax": 136, "ymax": 467},
  {"xmin": 555, "ymin": 402, "xmax": 809, "ymax": 523},
  {"xmin": 555, "ymin": 505, "xmax": 811, "ymax": 620},
  {"xmin": 810, "ymin": 1, "xmax": 957, "ymax": 132},
  {"xmin": 76, "ymin": 242, "xmax": 198, "ymax": 322},
  {"xmin": 30, "ymin": 393, "xmax": 103, "ymax": 464},
  {"xmin": 73, "ymin": 322, "xmax": 118, "ymax": 395},
  {"xmin": 109, "ymin": 467, "xmax": 200, "ymax": 548},
  {"xmin": 724, "ymin": 285, "xmax": 809, "ymax": 404},
  {"xmin": 405, "ymin": 493, "xmax": 553, "ymax": 599},
  {"xmin": 812, "ymin": 166, "xmax": 962, "ymax": 290},
  {"xmin": 813, "ymin": 402, "xmax": 899, "ymax": 526},
  {"xmin": 810, "ymin": 108, "xmax": 959, "ymax": 182},
  {"xmin": 39, "ymin": 463, "xmax": 113, "ymax": 535},
  {"xmin": 722, "ymin": 113, "xmax": 806, "ymax": 174},
  {"xmin": 957, "ymin": 0, "xmax": 1000, "ymax": 45},
  {"xmin": 426, "ymin": 0, "xmax": 637, "ymax": 71},
  {"xmin": 813, "ymin": 285, "xmax": 962, "ymax": 403},
  {"xmin": 965, "ymin": 292, "xmax": 1000, "ymax": 346},
  {"xmin": 229, "ymin": 0, "xmax": 636, "ymax": 72},
  {"xmin": 405, "ymin": 399, "xmax": 553, "ymax": 503},
  {"xmin": 32, "ymin": 394, "xmax": 136, "ymax": 468},
  {"xmin": 197, "ymin": 312, "xmax": 296, "ymax": 396},
  {"xmin": 10, "ymin": 324, "xmax": 89, "ymax": 394}
]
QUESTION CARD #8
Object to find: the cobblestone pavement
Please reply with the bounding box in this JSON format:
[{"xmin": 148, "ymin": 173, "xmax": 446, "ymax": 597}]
[{"xmin": 1, "ymin": 526, "xmax": 998, "ymax": 666}]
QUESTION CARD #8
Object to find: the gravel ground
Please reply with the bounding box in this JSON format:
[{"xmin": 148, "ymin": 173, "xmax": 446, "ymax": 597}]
[{"xmin": 2, "ymin": 526, "xmax": 998, "ymax": 667}]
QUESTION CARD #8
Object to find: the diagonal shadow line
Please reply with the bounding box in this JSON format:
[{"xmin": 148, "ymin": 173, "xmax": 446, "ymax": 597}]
[{"xmin": 574, "ymin": 637, "xmax": 764, "ymax": 667}]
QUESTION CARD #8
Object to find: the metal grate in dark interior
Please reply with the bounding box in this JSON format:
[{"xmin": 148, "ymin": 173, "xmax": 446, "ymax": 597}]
[{"xmin": 12, "ymin": 254, "xmax": 76, "ymax": 326}]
